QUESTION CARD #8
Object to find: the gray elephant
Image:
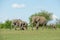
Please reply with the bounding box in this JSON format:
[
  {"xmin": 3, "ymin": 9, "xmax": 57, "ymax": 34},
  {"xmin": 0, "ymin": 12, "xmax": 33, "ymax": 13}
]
[
  {"xmin": 50, "ymin": 24, "xmax": 56, "ymax": 29},
  {"xmin": 11, "ymin": 19, "xmax": 28, "ymax": 30},
  {"xmin": 31, "ymin": 16, "xmax": 47, "ymax": 30}
]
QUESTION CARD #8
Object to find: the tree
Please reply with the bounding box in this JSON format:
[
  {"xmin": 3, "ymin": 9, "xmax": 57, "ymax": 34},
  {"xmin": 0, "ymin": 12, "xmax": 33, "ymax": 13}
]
[
  {"xmin": 0, "ymin": 23, "xmax": 5, "ymax": 29},
  {"xmin": 4, "ymin": 20, "xmax": 12, "ymax": 29}
]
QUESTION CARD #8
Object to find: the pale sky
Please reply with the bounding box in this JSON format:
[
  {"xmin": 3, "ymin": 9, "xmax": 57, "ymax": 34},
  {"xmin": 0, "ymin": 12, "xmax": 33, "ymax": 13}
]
[{"xmin": 0, "ymin": 0, "xmax": 60, "ymax": 23}]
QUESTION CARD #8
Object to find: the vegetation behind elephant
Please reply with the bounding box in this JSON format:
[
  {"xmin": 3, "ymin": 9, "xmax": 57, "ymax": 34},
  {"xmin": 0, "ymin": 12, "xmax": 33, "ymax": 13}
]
[{"xmin": 31, "ymin": 16, "xmax": 47, "ymax": 30}]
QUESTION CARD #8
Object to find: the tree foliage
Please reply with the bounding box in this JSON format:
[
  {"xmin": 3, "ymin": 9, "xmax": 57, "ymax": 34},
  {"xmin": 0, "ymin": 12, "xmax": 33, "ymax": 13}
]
[
  {"xmin": 0, "ymin": 20, "xmax": 12, "ymax": 29},
  {"xmin": 4, "ymin": 20, "xmax": 12, "ymax": 29},
  {"xmin": 0, "ymin": 23, "xmax": 5, "ymax": 29}
]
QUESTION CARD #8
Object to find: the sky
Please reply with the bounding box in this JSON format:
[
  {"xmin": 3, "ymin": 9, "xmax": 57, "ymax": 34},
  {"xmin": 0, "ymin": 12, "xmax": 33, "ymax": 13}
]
[{"xmin": 0, "ymin": 0, "xmax": 60, "ymax": 23}]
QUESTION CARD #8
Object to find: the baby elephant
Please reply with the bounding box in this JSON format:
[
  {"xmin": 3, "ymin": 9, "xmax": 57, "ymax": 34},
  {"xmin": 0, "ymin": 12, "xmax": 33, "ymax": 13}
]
[{"xmin": 50, "ymin": 24, "xmax": 56, "ymax": 29}]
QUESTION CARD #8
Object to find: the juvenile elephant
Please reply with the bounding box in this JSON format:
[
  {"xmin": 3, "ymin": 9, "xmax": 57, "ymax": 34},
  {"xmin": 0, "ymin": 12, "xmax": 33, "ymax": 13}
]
[
  {"xmin": 50, "ymin": 24, "xmax": 56, "ymax": 29},
  {"xmin": 11, "ymin": 19, "xmax": 28, "ymax": 30},
  {"xmin": 31, "ymin": 16, "xmax": 47, "ymax": 30}
]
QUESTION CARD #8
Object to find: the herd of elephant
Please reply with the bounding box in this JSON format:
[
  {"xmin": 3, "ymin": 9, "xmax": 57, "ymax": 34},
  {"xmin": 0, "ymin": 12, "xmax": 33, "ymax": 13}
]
[{"xmin": 11, "ymin": 16, "xmax": 56, "ymax": 30}]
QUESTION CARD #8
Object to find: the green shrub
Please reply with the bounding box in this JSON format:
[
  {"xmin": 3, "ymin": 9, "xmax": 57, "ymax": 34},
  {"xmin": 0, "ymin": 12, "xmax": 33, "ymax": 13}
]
[
  {"xmin": 0, "ymin": 23, "xmax": 5, "ymax": 29},
  {"xmin": 56, "ymin": 24, "xmax": 60, "ymax": 28}
]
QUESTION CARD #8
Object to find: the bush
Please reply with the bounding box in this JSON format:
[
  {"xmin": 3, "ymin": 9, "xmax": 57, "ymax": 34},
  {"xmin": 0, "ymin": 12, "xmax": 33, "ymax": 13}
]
[
  {"xmin": 4, "ymin": 20, "xmax": 12, "ymax": 29},
  {"xmin": 0, "ymin": 20, "xmax": 12, "ymax": 29},
  {"xmin": 0, "ymin": 23, "xmax": 5, "ymax": 29},
  {"xmin": 56, "ymin": 24, "xmax": 60, "ymax": 28}
]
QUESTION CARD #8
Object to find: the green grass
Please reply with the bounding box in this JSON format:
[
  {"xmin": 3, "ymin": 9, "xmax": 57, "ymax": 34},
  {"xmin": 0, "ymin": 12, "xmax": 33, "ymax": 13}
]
[{"xmin": 0, "ymin": 28, "xmax": 60, "ymax": 40}]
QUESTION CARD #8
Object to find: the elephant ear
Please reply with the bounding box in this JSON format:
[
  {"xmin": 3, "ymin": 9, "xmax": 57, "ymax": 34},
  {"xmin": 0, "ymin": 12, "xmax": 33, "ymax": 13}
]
[
  {"xmin": 36, "ymin": 16, "xmax": 41, "ymax": 21},
  {"xmin": 31, "ymin": 16, "xmax": 40, "ymax": 23},
  {"xmin": 31, "ymin": 16, "xmax": 36, "ymax": 23}
]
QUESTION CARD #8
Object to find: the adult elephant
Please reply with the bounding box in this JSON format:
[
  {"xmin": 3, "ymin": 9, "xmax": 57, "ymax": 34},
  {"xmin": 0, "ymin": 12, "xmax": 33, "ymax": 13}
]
[
  {"xmin": 31, "ymin": 16, "xmax": 47, "ymax": 30},
  {"xmin": 11, "ymin": 19, "xmax": 28, "ymax": 30}
]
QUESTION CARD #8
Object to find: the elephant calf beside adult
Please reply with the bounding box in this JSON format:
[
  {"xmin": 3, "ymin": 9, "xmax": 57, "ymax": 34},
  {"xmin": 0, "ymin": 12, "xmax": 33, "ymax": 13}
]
[
  {"xmin": 11, "ymin": 19, "xmax": 28, "ymax": 30},
  {"xmin": 50, "ymin": 24, "xmax": 57, "ymax": 29},
  {"xmin": 31, "ymin": 16, "xmax": 47, "ymax": 30}
]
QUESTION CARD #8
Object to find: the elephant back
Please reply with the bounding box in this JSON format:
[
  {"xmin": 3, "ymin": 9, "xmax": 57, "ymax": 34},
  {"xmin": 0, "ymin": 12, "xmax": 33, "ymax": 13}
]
[
  {"xmin": 31, "ymin": 16, "xmax": 46, "ymax": 23},
  {"xmin": 39, "ymin": 16, "xmax": 47, "ymax": 24},
  {"xmin": 12, "ymin": 19, "xmax": 22, "ymax": 25},
  {"xmin": 21, "ymin": 21, "xmax": 28, "ymax": 26}
]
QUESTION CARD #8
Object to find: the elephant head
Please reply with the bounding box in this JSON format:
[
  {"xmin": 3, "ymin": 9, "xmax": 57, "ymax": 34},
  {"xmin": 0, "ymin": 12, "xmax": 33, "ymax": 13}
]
[{"xmin": 11, "ymin": 19, "xmax": 22, "ymax": 30}]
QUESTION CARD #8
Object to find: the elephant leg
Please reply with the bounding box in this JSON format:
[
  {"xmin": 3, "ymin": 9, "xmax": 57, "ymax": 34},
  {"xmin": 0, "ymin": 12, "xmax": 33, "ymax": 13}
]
[
  {"xmin": 21, "ymin": 27, "xmax": 24, "ymax": 30},
  {"xmin": 45, "ymin": 23, "xmax": 47, "ymax": 29},
  {"xmin": 25, "ymin": 26, "xmax": 27, "ymax": 30},
  {"xmin": 19, "ymin": 25, "xmax": 21, "ymax": 30},
  {"xmin": 54, "ymin": 26, "xmax": 57, "ymax": 30},
  {"xmin": 22, "ymin": 26, "xmax": 25, "ymax": 30},
  {"xmin": 53, "ymin": 26, "xmax": 56, "ymax": 30},
  {"xmin": 15, "ymin": 25, "xmax": 17, "ymax": 30},
  {"xmin": 36, "ymin": 22, "xmax": 39, "ymax": 30},
  {"xmin": 42, "ymin": 22, "xmax": 46, "ymax": 30},
  {"xmin": 22, "ymin": 26, "xmax": 26, "ymax": 30},
  {"xmin": 15, "ymin": 23, "xmax": 19, "ymax": 30},
  {"xmin": 20, "ymin": 25, "xmax": 24, "ymax": 30},
  {"xmin": 31, "ymin": 23, "xmax": 34, "ymax": 30},
  {"xmin": 20, "ymin": 26, "xmax": 23, "ymax": 30},
  {"xmin": 19, "ymin": 24, "xmax": 23, "ymax": 30},
  {"xmin": 36, "ymin": 27, "xmax": 38, "ymax": 30},
  {"xmin": 42, "ymin": 24, "xmax": 45, "ymax": 30},
  {"xmin": 23, "ymin": 25, "xmax": 27, "ymax": 30}
]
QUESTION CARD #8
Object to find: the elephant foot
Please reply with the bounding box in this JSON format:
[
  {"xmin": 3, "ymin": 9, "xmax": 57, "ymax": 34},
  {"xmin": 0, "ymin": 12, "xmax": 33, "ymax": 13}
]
[
  {"xmin": 36, "ymin": 27, "xmax": 38, "ymax": 30},
  {"xmin": 22, "ymin": 28, "xmax": 24, "ymax": 30},
  {"xmin": 42, "ymin": 27, "xmax": 44, "ymax": 30},
  {"xmin": 26, "ymin": 27, "xmax": 27, "ymax": 30},
  {"xmin": 20, "ymin": 28, "xmax": 24, "ymax": 30}
]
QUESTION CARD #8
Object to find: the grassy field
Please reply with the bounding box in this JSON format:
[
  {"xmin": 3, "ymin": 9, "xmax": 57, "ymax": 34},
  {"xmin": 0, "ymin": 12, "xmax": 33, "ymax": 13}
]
[{"xmin": 0, "ymin": 28, "xmax": 60, "ymax": 40}]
